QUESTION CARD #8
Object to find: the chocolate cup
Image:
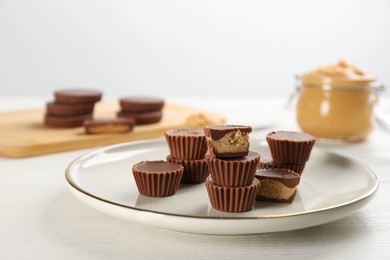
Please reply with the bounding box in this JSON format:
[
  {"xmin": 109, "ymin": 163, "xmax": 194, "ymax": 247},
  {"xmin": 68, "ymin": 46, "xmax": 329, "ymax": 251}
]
[
  {"xmin": 205, "ymin": 176, "xmax": 260, "ymax": 213},
  {"xmin": 117, "ymin": 110, "xmax": 163, "ymax": 125},
  {"xmin": 54, "ymin": 89, "xmax": 102, "ymax": 104},
  {"xmin": 206, "ymin": 151, "xmax": 259, "ymax": 187},
  {"xmin": 44, "ymin": 113, "xmax": 92, "ymax": 128},
  {"xmin": 204, "ymin": 125, "xmax": 252, "ymax": 158},
  {"xmin": 84, "ymin": 118, "xmax": 135, "ymax": 134},
  {"xmin": 266, "ymin": 131, "xmax": 316, "ymax": 164},
  {"xmin": 255, "ymin": 168, "xmax": 300, "ymax": 203},
  {"xmin": 165, "ymin": 129, "xmax": 207, "ymax": 160},
  {"xmin": 132, "ymin": 161, "xmax": 184, "ymax": 197},
  {"xmin": 119, "ymin": 97, "xmax": 164, "ymax": 113},
  {"xmin": 258, "ymin": 155, "xmax": 306, "ymax": 175},
  {"xmin": 46, "ymin": 102, "xmax": 95, "ymax": 116},
  {"xmin": 166, "ymin": 155, "xmax": 209, "ymax": 183}
]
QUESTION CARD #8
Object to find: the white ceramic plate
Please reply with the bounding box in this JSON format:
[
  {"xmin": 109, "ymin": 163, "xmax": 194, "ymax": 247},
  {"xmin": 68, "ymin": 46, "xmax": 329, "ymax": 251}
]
[{"xmin": 65, "ymin": 138, "xmax": 378, "ymax": 235}]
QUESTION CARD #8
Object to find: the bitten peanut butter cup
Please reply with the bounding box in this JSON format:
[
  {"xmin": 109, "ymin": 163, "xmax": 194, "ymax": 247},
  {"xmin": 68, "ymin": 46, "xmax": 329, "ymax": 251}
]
[
  {"xmin": 54, "ymin": 89, "xmax": 102, "ymax": 104},
  {"xmin": 206, "ymin": 151, "xmax": 259, "ymax": 187},
  {"xmin": 255, "ymin": 168, "xmax": 300, "ymax": 203},
  {"xmin": 44, "ymin": 113, "xmax": 92, "ymax": 128},
  {"xmin": 205, "ymin": 176, "xmax": 260, "ymax": 213},
  {"xmin": 165, "ymin": 128, "xmax": 207, "ymax": 160},
  {"xmin": 84, "ymin": 118, "xmax": 135, "ymax": 134},
  {"xmin": 266, "ymin": 131, "xmax": 316, "ymax": 165},
  {"xmin": 166, "ymin": 155, "xmax": 209, "ymax": 183},
  {"xmin": 204, "ymin": 125, "xmax": 252, "ymax": 158},
  {"xmin": 46, "ymin": 102, "xmax": 95, "ymax": 116},
  {"xmin": 258, "ymin": 155, "xmax": 306, "ymax": 175},
  {"xmin": 117, "ymin": 110, "xmax": 163, "ymax": 125},
  {"xmin": 132, "ymin": 161, "xmax": 184, "ymax": 197},
  {"xmin": 119, "ymin": 97, "xmax": 165, "ymax": 113}
]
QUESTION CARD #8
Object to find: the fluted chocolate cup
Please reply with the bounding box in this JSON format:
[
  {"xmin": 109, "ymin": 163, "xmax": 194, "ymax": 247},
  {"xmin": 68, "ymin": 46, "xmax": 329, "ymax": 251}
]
[
  {"xmin": 54, "ymin": 89, "xmax": 102, "ymax": 104},
  {"xmin": 46, "ymin": 102, "xmax": 95, "ymax": 116},
  {"xmin": 266, "ymin": 131, "xmax": 316, "ymax": 165},
  {"xmin": 132, "ymin": 160, "xmax": 184, "ymax": 197},
  {"xmin": 165, "ymin": 128, "xmax": 207, "ymax": 160},
  {"xmin": 258, "ymin": 155, "xmax": 306, "ymax": 175},
  {"xmin": 205, "ymin": 176, "xmax": 260, "ymax": 212},
  {"xmin": 206, "ymin": 151, "xmax": 259, "ymax": 187},
  {"xmin": 119, "ymin": 96, "xmax": 164, "ymax": 113},
  {"xmin": 166, "ymin": 155, "xmax": 209, "ymax": 183},
  {"xmin": 44, "ymin": 113, "xmax": 92, "ymax": 128}
]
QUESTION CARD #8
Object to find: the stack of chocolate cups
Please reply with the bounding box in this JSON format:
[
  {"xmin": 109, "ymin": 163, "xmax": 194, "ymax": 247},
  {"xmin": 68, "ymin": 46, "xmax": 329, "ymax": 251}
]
[
  {"xmin": 165, "ymin": 128, "xmax": 209, "ymax": 183},
  {"xmin": 44, "ymin": 89, "xmax": 102, "ymax": 128},
  {"xmin": 204, "ymin": 125, "xmax": 261, "ymax": 213},
  {"xmin": 118, "ymin": 97, "xmax": 164, "ymax": 125},
  {"xmin": 264, "ymin": 131, "xmax": 317, "ymax": 175}
]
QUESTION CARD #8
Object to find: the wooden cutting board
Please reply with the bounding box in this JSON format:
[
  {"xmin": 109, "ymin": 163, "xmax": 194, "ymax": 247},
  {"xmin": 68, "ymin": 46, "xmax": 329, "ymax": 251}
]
[{"xmin": 0, "ymin": 101, "xmax": 226, "ymax": 158}]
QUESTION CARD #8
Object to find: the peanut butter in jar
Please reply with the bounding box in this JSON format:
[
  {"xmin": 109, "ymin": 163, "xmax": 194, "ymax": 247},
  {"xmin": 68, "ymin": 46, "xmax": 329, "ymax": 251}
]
[{"xmin": 296, "ymin": 60, "xmax": 382, "ymax": 142}]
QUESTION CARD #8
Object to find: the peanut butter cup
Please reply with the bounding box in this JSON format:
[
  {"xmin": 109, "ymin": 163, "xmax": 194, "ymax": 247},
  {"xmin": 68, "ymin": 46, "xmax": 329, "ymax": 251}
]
[
  {"xmin": 117, "ymin": 110, "xmax": 163, "ymax": 125},
  {"xmin": 255, "ymin": 168, "xmax": 300, "ymax": 203},
  {"xmin": 54, "ymin": 89, "xmax": 102, "ymax": 104},
  {"xmin": 166, "ymin": 155, "xmax": 209, "ymax": 183},
  {"xmin": 132, "ymin": 161, "xmax": 184, "ymax": 197},
  {"xmin": 206, "ymin": 151, "xmax": 259, "ymax": 187},
  {"xmin": 204, "ymin": 125, "xmax": 252, "ymax": 158},
  {"xmin": 165, "ymin": 128, "xmax": 207, "ymax": 160},
  {"xmin": 266, "ymin": 131, "xmax": 316, "ymax": 165},
  {"xmin": 46, "ymin": 102, "xmax": 94, "ymax": 116},
  {"xmin": 84, "ymin": 118, "xmax": 135, "ymax": 134},
  {"xmin": 119, "ymin": 97, "xmax": 164, "ymax": 113},
  {"xmin": 205, "ymin": 176, "xmax": 260, "ymax": 212},
  {"xmin": 44, "ymin": 113, "xmax": 92, "ymax": 128}
]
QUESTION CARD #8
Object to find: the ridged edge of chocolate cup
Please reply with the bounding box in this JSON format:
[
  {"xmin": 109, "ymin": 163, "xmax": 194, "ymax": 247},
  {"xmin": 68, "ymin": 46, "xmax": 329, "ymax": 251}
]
[
  {"xmin": 266, "ymin": 134, "xmax": 316, "ymax": 164},
  {"xmin": 119, "ymin": 98, "xmax": 165, "ymax": 113},
  {"xmin": 166, "ymin": 155, "xmax": 209, "ymax": 183},
  {"xmin": 117, "ymin": 110, "xmax": 162, "ymax": 125},
  {"xmin": 205, "ymin": 176, "xmax": 260, "ymax": 212},
  {"xmin": 206, "ymin": 151, "xmax": 259, "ymax": 187},
  {"xmin": 44, "ymin": 114, "xmax": 92, "ymax": 128},
  {"xmin": 165, "ymin": 129, "xmax": 207, "ymax": 160},
  {"xmin": 46, "ymin": 102, "xmax": 95, "ymax": 116},
  {"xmin": 256, "ymin": 190, "xmax": 297, "ymax": 203},
  {"xmin": 132, "ymin": 161, "xmax": 184, "ymax": 197},
  {"xmin": 54, "ymin": 89, "xmax": 102, "ymax": 104}
]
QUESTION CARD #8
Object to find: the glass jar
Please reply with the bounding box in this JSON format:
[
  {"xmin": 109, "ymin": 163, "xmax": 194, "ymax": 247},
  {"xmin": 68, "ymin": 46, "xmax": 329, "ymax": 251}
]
[{"xmin": 296, "ymin": 78, "xmax": 384, "ymax": 142}]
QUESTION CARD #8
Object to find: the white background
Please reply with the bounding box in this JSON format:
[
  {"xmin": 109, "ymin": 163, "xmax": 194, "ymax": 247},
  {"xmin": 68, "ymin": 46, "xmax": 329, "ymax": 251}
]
[{"xmin": 0, "ymin": 0, "xmax": 389, "ymax": 97}]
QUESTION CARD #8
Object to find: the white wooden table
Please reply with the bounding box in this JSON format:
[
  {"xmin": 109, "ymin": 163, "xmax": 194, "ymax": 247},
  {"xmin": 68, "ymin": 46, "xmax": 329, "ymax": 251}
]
[{"xmin": 1, "ymin": 97, "xmax": 389, "ymax": 259}]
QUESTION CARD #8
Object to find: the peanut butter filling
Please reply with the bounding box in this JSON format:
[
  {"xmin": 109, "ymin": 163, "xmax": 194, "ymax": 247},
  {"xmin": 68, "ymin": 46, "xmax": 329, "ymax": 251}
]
[
  {"xmin": 87, "ymin": 124, "xmax": 131, "ymax": 134},
  {"xmin": 207, "ymin": 130, "xmax": 249, "ymax": 154},
  {"xmin": 257, "ymin": 179, "xmax": 296, "ymax": 200}
]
